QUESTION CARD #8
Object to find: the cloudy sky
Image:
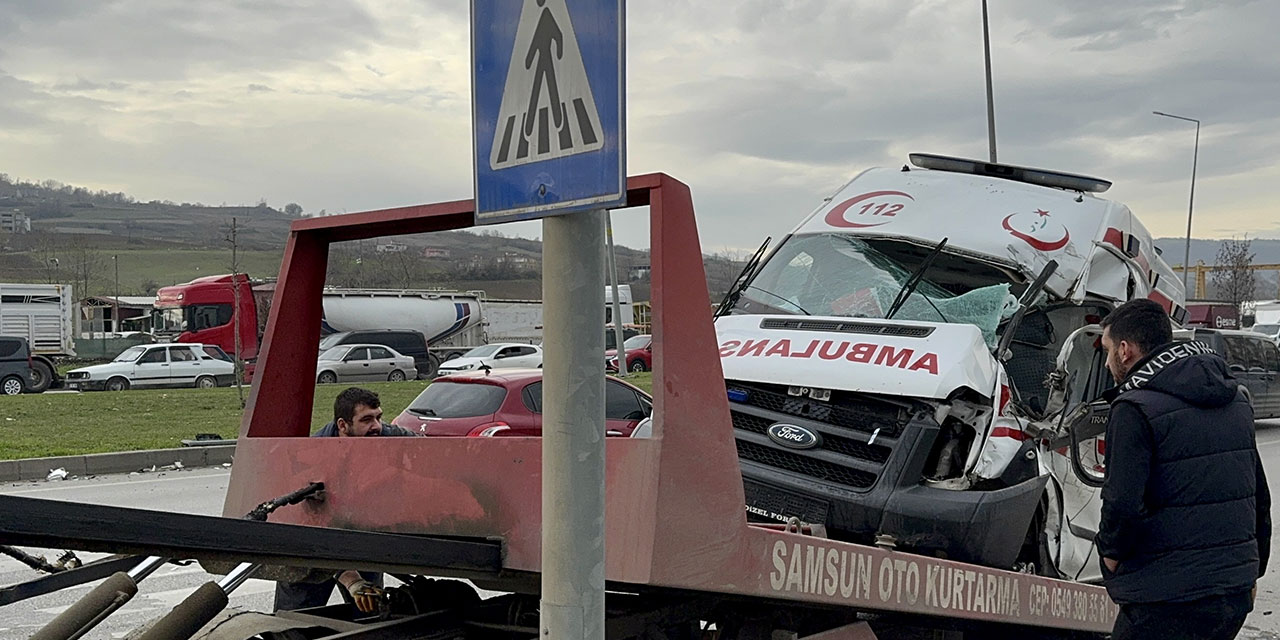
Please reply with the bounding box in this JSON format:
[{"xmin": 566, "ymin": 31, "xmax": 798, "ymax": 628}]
[{"xmin": 0, "ymin": 0, "xmax": 1276, "ymax": 253}]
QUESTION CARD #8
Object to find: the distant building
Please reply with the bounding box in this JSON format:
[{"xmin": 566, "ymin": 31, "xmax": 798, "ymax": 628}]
[
  {"xmin": 0, "ymin": 210, "xmax": 30, "ymax": 233},
  {"xmin": 80, "ymin": 295, "xmax": 157, "ymax": 334},
  {"xmin": 629, "ymin": 265, "xmax": 651, "ymax": 281},
  {"xmin": 375, "ymin": 241, "xmax": 408, "ymax": 253},
  {"xmin": 496, "ymin": 252, "xmax": 538, "ymax": 266},
  {"xmin": 422, "ymin": 247, "xmax": 452, "ymax": 258}
]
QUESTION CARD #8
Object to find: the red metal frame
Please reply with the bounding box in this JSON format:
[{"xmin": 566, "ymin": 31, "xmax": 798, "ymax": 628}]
[{"xmin": 223, "ymin": 174, "xmax": 1116, "ymax": 633}]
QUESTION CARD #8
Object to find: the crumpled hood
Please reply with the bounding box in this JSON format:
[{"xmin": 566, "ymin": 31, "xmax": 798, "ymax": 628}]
[
  {"xmin": 715, "ymin": 314, "xmax": 998, "ymax": 400},
  {"xmin": 1111, "ymin": 341, "xmax": 1238, "ymax": 408}
]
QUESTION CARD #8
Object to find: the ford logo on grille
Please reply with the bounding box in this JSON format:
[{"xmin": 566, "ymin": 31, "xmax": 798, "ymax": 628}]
[{"xmin": 766, "ymin": 423, "xmax": 820, "ymax": 449}]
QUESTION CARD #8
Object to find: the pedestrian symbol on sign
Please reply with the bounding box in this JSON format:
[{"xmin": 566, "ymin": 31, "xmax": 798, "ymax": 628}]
[{"xmin": 489, "ymin": 0, "xmax": 605, "ymax": 170}]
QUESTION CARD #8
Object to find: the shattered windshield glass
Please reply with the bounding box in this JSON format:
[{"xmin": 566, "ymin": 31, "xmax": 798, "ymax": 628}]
[{"xmin": 732, "ymin": 233, "xmax": 1017, "ymax": 346}]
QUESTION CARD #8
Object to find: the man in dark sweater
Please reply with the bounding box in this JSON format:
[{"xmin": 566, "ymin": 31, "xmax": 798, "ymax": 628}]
[
  {"xmin": 274, "ymin": 387, "xmax": 417, "ymax": 613},
  {"xmin": 1097, "ymin": 299, "xmax": 1271, "ymax": 639}
]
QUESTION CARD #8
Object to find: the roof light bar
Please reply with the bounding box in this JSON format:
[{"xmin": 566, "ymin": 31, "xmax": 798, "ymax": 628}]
[{"xmin": 909, "ymin": 153, "xmax": 1112, "ymax": 193}]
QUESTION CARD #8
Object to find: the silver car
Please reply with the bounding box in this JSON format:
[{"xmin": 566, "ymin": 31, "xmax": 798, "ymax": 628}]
[{"xmin": 316, "ymin": 344, "xmax": 416, "ymax": 384}]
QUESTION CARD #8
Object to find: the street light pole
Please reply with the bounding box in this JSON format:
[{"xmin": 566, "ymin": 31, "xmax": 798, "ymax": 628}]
[
  {"xmin": 1153, "ymin": 110, "xmax": 1201, "ymax": 296},
  {"xmin": 982, "ymin": 0, "xmax": 998, "ymax": 163}
]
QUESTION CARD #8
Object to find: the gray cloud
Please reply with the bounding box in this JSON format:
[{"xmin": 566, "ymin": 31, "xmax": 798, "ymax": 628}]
[
  {"xmin": 0, "ymin": 0, "xmax": 383, "ymax": 81},
  {"xmin": 0, "ymin": 0, "xmax": 1275, "ymax": 254}
]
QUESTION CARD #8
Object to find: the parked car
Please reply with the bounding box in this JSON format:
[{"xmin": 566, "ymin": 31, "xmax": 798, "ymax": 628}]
[
  {"xmin": 316, "ymin": 344, "xmax": 417, "ymax": 384},
  {"xmin": 435, "ymin": 343, "xmax": 542, "ymax": 376},
  {"xmin": 605, "ymin": 334, "xmax": 653, "ymax": 373},
  {"xmin": 319, "ymin": 329, "xmax": 433, "ymax": 379},
  {"xmin": 604, "ymin": 326, "xmax": 641, "ymax": 351},
  {"xmin": 1251, "ymin": 323, "xmax": 1280, "ymax": 343},
  {"xmin": 65, "ymin": 343, "xmax": 236, "ymax": 391},
  {"xmin": 392, "ymin": 368, "xmax": 651, "ymax": 437},
  {"xmin": 1192, "ymin": 328, "xmax": 1280, "ymax": 419},
  {"xmin": 0, "ymin": 336, "xmax": 36, "ymax": 395}
]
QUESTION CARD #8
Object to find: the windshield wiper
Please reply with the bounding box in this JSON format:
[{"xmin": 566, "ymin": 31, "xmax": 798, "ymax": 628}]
[
  {"xmin": 885, "ymin": 238, "xmax": 949, "ymax": 320},
  {"xmin": 714, "ymin": 237, "xmax": 772, "ymax": 320},
  {"xmin": 409, "ymin": 407, "xmax": 437, "ymax": 417},
  {"xmin": 743, "ymin": 286, "xmax": 810, "ymax": 315},
  {"xmin": 995, "ymin": 260, "xmax": 1059, "ymax": 362}
]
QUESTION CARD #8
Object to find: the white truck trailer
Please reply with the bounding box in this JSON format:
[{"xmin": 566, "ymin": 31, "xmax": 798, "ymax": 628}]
[{"xmin": 0, "ymin": 282, "xmax": 75, "ymax": 392}]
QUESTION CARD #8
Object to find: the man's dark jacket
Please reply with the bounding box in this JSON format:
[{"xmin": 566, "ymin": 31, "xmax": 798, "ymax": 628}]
[
  {"xmin": 312, "ymin": 421, "xmax": 417, "ymax": 437},
  {"xmin": 1097, "ymin": 340, "xmax": 1271, "ymax": 604}
]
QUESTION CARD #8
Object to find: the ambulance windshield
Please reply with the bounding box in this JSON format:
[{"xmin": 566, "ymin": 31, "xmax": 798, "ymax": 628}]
[{"xmin": 733, "ymin": 233, "xmax": 1017, "ymax": 346}]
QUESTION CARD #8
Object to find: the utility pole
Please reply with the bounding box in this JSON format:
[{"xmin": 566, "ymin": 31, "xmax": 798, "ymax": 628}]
[
  {"xmin": 113, "ymin": 255, "xmax": 120, "ymax": 334},
  {"xmin": 605, "ymin": 212, "xmax": 626, "ymax": 378},
  {"xmin": 982, "ymin": 0, "xmax": 998, "ymax": 163},
  {"xmin": 228, "ymin": 218, "xmax": 245, "ymax": 408}
]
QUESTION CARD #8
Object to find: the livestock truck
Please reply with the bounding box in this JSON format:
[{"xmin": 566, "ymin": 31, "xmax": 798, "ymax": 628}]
[
  {"xmin": 0, "ymin": 282, "xmax": 75, "ymax": 392},
  {"xmin": 716, "ymin": 153, "xmax": 1186, "ymax": 584}
]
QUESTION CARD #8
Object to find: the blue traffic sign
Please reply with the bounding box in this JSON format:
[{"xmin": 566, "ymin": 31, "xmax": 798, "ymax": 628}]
[{"xmin": 472, "ymin": 0, "xmax": 625, "ymax": 224}]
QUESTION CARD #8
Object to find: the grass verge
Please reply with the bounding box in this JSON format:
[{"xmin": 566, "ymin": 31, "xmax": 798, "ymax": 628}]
[{"xmin": 0, "ymin": 372, "xmax": 653, "ymax": 460}]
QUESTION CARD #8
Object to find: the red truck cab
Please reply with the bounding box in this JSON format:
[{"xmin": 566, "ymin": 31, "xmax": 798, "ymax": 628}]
[{"xmin": 155, "ymin": 274, "xmax": 263, "ymax": 361}]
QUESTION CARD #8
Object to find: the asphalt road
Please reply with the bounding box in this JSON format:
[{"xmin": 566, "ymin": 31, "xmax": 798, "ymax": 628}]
[
  {"xmin": 5, "ymin": 424, "xmax": 1280, "ymax": 639},
  {"xmin": 0, "ymin": 466, "xmax": 280, "ymax": 640}
]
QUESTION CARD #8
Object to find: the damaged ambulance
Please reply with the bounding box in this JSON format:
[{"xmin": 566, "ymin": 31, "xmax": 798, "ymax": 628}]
[{"xmin": 716, "ymin": 153, "xmax": 1186, "ymax": 582}]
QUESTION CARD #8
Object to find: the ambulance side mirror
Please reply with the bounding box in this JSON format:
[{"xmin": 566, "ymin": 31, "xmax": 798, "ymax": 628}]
[{"xmin": 1066, "ymin": 400, "xmax": 1110, "ymax": 488}]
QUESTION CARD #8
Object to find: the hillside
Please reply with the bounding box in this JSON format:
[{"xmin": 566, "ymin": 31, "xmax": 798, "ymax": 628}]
[
  {"xmin": 4, "ymin": 172, "xmax": 1274, "ymax": 303},
  {"xmin": 0, "ymin": 174, "xmax": 747, "ymax": 301}
]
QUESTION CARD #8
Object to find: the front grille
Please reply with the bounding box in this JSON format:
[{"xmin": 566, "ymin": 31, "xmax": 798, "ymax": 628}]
[
  {"xmin": 732, "ymin": 412, "xmax": 891, "ymax": 464},
  {"xmin": 728, "ymin": 381, "xmax": 909, "ymax": 439},
  {"xmin": 744, "ymin": 479, "xmax": 830, "ymax": 524},
  {"xmin": 760, "ymin": 318, "xmax": 934, "ymax": 338},
  {"xmin": 729, "ymin": 380, "xmax": 919, "ymax": 494},
  {"xmin": 736, "ymin": 440, "xmax": 876, "ymax": 490},
  {"xmin": 66, "ymin": 371, "xmax": 89, "ymax": 380}
]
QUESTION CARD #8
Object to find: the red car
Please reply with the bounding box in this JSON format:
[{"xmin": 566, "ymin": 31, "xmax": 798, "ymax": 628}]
[
  {"xmin": 605, "ymin": 334, "xmax": 653, "ymax": 373},
  {"xmin": 391, "ymin": 368, "xmax": 652, "ymax": 437}
]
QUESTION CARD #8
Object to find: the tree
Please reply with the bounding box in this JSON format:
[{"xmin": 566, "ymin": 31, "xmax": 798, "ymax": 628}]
[
  {"xmin": 65, "ymin": 237, "xmax": 104, "ymax": 300},
  {"xmin": 1211, "ymin": 236, "xmax": 1257, "ymax": 309},
  {"xmin": 284, "ymin": 202, "xmax": 303, "ymax": 217}
]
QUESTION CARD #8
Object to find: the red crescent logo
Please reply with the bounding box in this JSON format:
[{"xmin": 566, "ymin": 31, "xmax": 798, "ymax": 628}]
[
  {"xmin": 824, "ymin": 191, "xmax": 913, "ymax": 228},
  {"xmin": 1002, "ymin": 214, "xmax": 1070, "ymax": 251}
]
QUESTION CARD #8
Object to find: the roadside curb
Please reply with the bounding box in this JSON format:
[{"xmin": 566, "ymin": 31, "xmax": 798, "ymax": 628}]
[{"xmin": 0, "ymin": 444, "xmax": 236, "ymax": 483}]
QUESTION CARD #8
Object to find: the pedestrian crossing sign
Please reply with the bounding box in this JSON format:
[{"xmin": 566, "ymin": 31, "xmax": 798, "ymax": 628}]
[{"xmin": 472, "ymin": 0, "xmax": 625, "ymax": 224}]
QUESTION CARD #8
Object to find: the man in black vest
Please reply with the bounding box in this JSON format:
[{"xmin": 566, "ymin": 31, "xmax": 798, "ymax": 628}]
[{"xmin": 1097, "ymin": 298, "xmax": 1271, "ymax": 639}]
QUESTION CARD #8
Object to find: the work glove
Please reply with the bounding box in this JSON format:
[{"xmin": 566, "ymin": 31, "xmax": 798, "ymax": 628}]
[{"xmin": 346, "ymin": 579, "xmax": 386, "ymax": 613}]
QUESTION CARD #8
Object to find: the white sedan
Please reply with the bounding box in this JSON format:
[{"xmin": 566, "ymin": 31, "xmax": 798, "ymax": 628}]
[
  {"xmin": 436, "ymin": 343, "xmax": 543, "ymax": 376},
  {"xmin": 65, "ymin": 343, "xmax": 236, "ymax": 391},
  {"xmin": 316, "ymin": 344, "xmax": 417, "ymax": 384}
]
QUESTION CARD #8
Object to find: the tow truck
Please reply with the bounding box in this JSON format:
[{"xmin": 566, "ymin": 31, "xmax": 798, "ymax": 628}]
[{"xmin": 0, "ymin": 174, "xmax": 1118, "ymax": 639}]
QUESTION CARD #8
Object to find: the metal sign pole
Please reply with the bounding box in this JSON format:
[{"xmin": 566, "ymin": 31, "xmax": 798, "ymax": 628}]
[
  {"xmin": 605, "ymin": 210, "xmax": 627, "ymax": 376},
  {"xmin": 541, "ymin": 209, "xmax": 606, "ymax": 640},
  {"xmin": 472, "ymin": 3, "xmax": 622, "ymax": 635}
]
